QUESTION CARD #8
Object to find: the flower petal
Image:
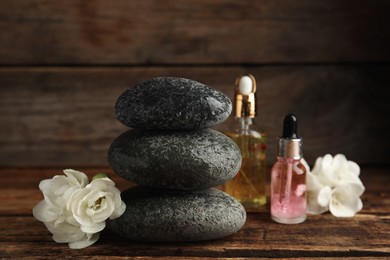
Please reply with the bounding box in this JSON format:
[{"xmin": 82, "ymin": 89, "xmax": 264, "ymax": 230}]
[
  {"xmin": 333, "ymin": 154, "xmax": 347, "ymax": 170},
  {"xmin": 307, "ymin": 190, "xmax": 328, "ymax": 214},
  {"xmin": 63, "ymin": 169, "xmax": 89, "ymax": 187},
  {"xmin": 33, "ymin": 201, "xmax": 60, "ymax": 223},
  {"xmin": 321, "ymin": 154, "xmax": 333, "ymax": 173},
  {"xmin": 306, "ymin": 171, "xmax": 323, "ymax": 190},
  {"xmin": 329, "ymin": 186, "xmax": 363, "ymax": 217},
  {"xmin": 88, "ymin": 178, "xmax": 115, "ymax": 190},
  {"xmin": 80, "ymin": 221, "xmax": 106, "ymax": 233},
  {"xmin": 90, "ymin": 198, "xmax": 115, "ymax": 222},
  {"xmin": 338, "ymin": 180, "xmax": 365, "ymax": 197},
  {"xmin": 347, "ymin": 161, "xmax": 360, "ymax": 176},
  {"xmin": 306, "ymin": 172, "xmax": 328, "ymax": 215},
  {"xmin": 38, "ymin": 179, "xmax": 52, "ymax": 194},
  {"xmin": 68, "ymin": 233, "xmax": 100, "ymax": 249},
  {"xmin": 110, "ymin": 201, "xmax": 126, "ymax": 220},
  {"xmin": 317, "ymin": 186, "xmax": 332, "ymax": 207},
  {"xmin": 311, "ymin": 157, "xmax": 323, "ymax": 175},
  {"xmin": 52, "ymin": 228, "xmax": 85, "ymax": 243},
  {"xmin": 51, "ymin": 176, "xmax": 72, "ymax": 196}
]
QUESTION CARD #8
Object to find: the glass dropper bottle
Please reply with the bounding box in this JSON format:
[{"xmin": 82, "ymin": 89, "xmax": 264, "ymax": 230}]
[
  {"xmin": 224, "ymin": 74, "xmax": 267, "ymax": 211},
  {"xmin": 270, "ymin": 113, "xmax": 307, "ymax": 224}
]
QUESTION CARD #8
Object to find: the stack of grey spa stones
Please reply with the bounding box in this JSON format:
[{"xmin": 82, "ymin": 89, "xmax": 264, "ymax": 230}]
[{"xmin": 108, "ymin": 77, "xmax": 246, "ymax": 242}]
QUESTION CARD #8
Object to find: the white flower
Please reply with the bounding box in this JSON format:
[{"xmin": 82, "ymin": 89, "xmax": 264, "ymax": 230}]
[
  {"xmin": 312, "ymin": 154, "xmax": 363, "ymax": 189},
  {"xmin": 33, "ymin": 169, "xmax": 125, "ymax": 249},
  {"xmin": 67, "ymin": 177, "xmax": 126, "ymax": 234},
  {"xmin": 306, "ymin": 154, "xmax": 365, "ymax": 217},
  {"xmin": 44, "ymin": 219, "xmax": 100, "ymax": 249},
  {"xmin": 33, "ymin": 169, "xmax": 88, "ymax": 228},
  {"xmin": 306, "ymin": 171, "xmax": 329, "ymax": 214},
  {"xmin": 317, "ymin": 185, "xmax": 363, "ymax": 217}
]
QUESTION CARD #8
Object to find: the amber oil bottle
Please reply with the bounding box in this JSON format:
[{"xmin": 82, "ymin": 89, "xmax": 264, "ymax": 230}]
[{"xmin": 223, "ymin": 74, "xmax": 267, "ymax": 211}]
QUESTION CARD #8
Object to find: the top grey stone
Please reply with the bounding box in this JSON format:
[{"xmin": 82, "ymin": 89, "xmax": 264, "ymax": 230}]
[{"xmin": 115, "ymin": 77, "xmax": 232, "ymax": 130}]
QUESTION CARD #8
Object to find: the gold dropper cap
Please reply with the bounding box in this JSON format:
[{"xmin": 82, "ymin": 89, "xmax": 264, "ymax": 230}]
[{"xmin": 234, "ymin": 74, "xmax": 257, "ymax": 118}]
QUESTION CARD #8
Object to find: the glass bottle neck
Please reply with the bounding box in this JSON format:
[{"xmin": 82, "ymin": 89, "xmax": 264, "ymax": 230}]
[
  {"xmin": 236, "ymin": 117, "xmax": 254, "ymax": 135},
  {"xmin": 276, "ymin": 156, "xmax": 302, "ymax": 163}
]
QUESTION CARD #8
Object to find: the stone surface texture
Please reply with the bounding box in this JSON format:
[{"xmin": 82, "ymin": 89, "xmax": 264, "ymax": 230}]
[
  {"xmin": 109, "ymin": 186, "xmax": 246, "ymax": 242},
  {"xmin": 115, "ymin": 77, "xmax": 232, "ymax": 130},
  {"xmin": 108, "ymin": 76, "xmax": 246, "ymax": 242},
  {"xmin": 108, "ymin": 129, "xmax": 242, "ymax": 190}
]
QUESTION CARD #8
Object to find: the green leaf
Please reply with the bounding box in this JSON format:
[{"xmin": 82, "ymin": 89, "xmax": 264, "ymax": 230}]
[{"xmin": 92, "ymin": 173, "xmax": 109, "ymax": 180}]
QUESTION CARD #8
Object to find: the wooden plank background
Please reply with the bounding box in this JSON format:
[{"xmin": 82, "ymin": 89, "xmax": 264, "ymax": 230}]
[{"xmin": 0, "ymin": 0, "xmax": 389, "ymax": 167}]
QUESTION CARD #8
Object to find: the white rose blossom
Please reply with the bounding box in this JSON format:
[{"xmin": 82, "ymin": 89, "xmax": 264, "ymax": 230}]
[
  {"xmin": 33, "ymin": 169, "xmax": 126, "ymax": 249},
  {"xmin": 68, "ymin": 177, "xmax": 126, "ymax": 234},
  {"xmin": 306, "ymin": 154, "xmax": 365, "ymax": 217}
]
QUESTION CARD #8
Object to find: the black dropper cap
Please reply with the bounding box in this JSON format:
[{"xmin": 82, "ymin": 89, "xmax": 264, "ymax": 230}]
[
  {"xmin": 282, "ymin": 113, "xmax": 299, "ymax": 139},
  {"xmin": 278, "ymin": 113, "xmax": 302, "ymax": 159}
]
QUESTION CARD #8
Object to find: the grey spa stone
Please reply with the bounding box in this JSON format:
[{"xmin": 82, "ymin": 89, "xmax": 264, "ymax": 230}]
[
  {"xmin": 115, "ymin": 77, "xmax": 232, "ymax": 130},
  {"xmin": 109, "ymin": 186, "xmax": 246, "ymax": 242},
  {"xmin": 108, "ymin": 129, "xmax": 242, "ymax": 190}
]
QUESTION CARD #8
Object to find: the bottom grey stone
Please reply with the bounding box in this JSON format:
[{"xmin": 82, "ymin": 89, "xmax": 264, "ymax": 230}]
[{"xmin": 109, "ymin": 186, "xmax": 246, "ymax": 242}]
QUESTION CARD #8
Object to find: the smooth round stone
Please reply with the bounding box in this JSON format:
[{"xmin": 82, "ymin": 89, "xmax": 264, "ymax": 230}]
[
  {"xmin": 108, "ymin": 129, "xmax": 242, "ymax": 190},
  {"xmin": 109, "ymin": 186, "xmax": 246, "ymax": 242},
  {"xmin": 115, "ymin": 77, "xmax": 232, "ymax": 130}
]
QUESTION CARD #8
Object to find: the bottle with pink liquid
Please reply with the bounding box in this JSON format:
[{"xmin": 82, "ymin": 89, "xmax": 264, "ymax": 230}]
[{"xmin": 271, "ymin": 113, "xmax": 307, "ymax": 224}]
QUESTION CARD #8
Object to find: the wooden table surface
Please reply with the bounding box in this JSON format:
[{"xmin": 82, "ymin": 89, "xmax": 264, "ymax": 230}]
[{"xmin": 1, "ymin": 167, "xmax": 389, "ymax": 259}]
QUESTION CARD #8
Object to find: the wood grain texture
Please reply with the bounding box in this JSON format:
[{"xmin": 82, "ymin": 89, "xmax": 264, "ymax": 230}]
[
  {"xmin": 0, "ymin": 167, "xmax": 389, "ymax": 258},
  {"xmin": 0, "ymin": 0, "xmax": 389, "ymax": 64},
  {"xmin": 0, "ymin": 1, "xmax": 389, "ymax": 258},
  {"xmin": 1, "ymin": 215, "xmax": 389, "ymax": 258},
  {"xmin": 0, "ymin": 167, "xmax": 388, "ymax": 215},
  {"xmin": 1, "ymin": 66, "xmax": 389, "ymax": 167}
]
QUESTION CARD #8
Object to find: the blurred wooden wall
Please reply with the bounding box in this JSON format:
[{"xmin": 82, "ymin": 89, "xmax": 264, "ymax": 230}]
[{"xmin": 0, "ymin": 0, "xmax": 389, "ymax": 167}]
